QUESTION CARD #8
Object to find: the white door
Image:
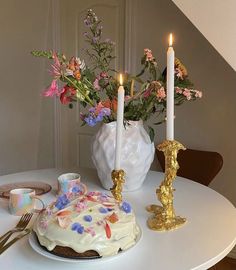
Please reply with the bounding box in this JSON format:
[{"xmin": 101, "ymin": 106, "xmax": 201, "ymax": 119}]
[{"xmin": 56, "ymin": 0, "xmax": 126, "ymax": 169}]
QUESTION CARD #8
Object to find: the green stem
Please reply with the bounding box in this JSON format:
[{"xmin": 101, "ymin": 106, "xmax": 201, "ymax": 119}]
[
  {"xmin": 83, "ymin": 77, "xmax": 94, "ymax": 88},
  {"xmin": 135, "ymin": 67, "xmax": 146, "ymax": 78},
  {"xmin": 64, "ymin": 76, "xmax": 94, "ymax": 106}
]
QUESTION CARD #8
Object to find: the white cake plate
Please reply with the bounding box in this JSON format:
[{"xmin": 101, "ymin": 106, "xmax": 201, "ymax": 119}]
[{"xmin": 29, "ymin": 226, "xmax": 142, "ymax": 263}]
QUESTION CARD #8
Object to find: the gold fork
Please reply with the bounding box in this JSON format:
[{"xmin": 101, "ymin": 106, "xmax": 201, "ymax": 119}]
[
  {"xmin": 0, "ymin": 213, "xmax": 33, "ymax": 248},
  {"xmin": 0, "ymin": 228, "xmax": 31, "ymax": 255}
]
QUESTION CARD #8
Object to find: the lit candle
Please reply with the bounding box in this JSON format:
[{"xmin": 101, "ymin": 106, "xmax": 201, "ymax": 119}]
[
  {"xmin": 166, "ymin": 33, "xmax": 175, "ymax": 140},
  {"xmin": 114, "ymin": 74, "xmax": 125, "ymax": 170}
]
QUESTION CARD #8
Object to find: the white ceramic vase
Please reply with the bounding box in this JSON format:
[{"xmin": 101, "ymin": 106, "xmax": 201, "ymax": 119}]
[{"xmin": 91, "ymin": 120, "xmax": 155, "ymax": 191}]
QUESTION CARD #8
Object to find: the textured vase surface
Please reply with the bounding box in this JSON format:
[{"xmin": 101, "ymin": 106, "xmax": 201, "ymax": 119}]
[{"xmin": 91, "ymin": 120, "xmax": 155, "ymax": 191}]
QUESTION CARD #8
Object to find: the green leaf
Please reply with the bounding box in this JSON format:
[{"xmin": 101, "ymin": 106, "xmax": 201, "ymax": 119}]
[
  {"xmin": 31, "ymin": 50, "xmax": 53, "ymax": 59},
  {"xmin": 148, "ymin": 126, "xmax": 155, "ymax": 142},
  {"xmin": 153, "ymin": 120, "xmax": 165, "ymax": 125}
]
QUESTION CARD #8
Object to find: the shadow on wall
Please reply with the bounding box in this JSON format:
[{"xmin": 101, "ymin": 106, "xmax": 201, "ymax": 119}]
[{"xmin": 134, "ymin": 0, "xmax": 236, "ymax": 206}]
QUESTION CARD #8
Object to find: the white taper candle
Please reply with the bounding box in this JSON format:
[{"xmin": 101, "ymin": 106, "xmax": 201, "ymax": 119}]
[
  {"xmin": 114, "ymin": 74, "xmax": 125, "ymax": 170},
  {"xmin": 166, "ymin": 33, "xmax": 175, "ymax": 140}
]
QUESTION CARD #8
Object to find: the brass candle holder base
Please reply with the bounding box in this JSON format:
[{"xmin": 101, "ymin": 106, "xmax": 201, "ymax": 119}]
[
  {"xmin": 110, "ymin": 169, "xmax": 125, "ymax": 202},
  {"xmin": 146, "ymin": 204, "xmax": 186, "ymax": 231},
  {"xmin": 147, "ymin": 140, "xmax": 187, "ymax": 231}
]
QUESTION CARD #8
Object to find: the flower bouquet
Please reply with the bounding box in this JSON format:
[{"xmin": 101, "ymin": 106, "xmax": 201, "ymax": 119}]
[
  {"xmin": 32, "ymin": 9, "xmax": 202, "ymax": 141},
  {"xmin": 32, "ymin": 9, "xmax": 202, "ymax": 190}
]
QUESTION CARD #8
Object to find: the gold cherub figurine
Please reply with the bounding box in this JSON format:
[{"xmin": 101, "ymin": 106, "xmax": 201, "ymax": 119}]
[{"xmin": 110, "ymin": 169, "xmax": 125, "ymax": 202}]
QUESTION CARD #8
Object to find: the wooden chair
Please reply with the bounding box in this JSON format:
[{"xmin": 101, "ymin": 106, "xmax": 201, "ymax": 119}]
[{"xmin": 156, "ymin": 148, "xmax": 223, "ymax": 186}]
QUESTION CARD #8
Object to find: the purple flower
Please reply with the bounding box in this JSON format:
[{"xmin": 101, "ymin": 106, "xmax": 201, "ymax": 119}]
[
  {"xmin": 121, "ymin": 202, "xmax": 132, "ymax": 213},
  {"xmin": 72, "ymin": 185, "xmax": 81, "ymax": 193},
  {"xmin": 83, "ymin": 103, "xmax": 111, "ymax": 127},
  {"xmin": 84, "ymin": 115, "xmax": 97, "ymax": 127},
  {"xmin": 92, "ymin": 37, "xmax": 99, "ymax": 44},
  {"xmin": 101, "ymin": 107, "xmax": 111, "ymax": 116},
  {"xmin": 99, "ymin": 207, "xmax": 108, "ymax": 214},
  {"xmin": 89, "ymin": 107, "xmax": 96, "ymax": 113},
  {"xmin": 104, "ymin": 38, "xmax": 115, "ymax": 45},
  {"xmin": 55, "ymin": 194, "xmax": 69, "ymax": 210},
  {"xmin": 98, "ymin": 193, "xmax": 108, "ymax": 202},
  {"xmin": 71, "ymin": 222, "xmax": 84, "ymax": 234},
  {"xmin": 84, "ymin": 19, "xmax": 92, "ymax": 27},
  {"xmin": 96, "ymin": 113, "xmax": 103, "ymax": 122},
  {"xmin": 84, "ymin": 215, "xmax": 92, "ymax": 222}
]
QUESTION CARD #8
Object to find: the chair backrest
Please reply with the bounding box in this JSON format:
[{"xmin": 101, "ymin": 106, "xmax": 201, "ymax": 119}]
[{"xmin": 156, "ymin": 148, "xmax": 223, "ymax": 186}]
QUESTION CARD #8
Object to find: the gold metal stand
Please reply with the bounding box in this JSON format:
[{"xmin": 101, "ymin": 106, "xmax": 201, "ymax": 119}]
[
  {"xmin": 146, "ymin": 140, "xmax": 187, "ymax": 231},
  {"xmin": 110, "ymin": 169, "xmax": 125, "ymax": 202}
]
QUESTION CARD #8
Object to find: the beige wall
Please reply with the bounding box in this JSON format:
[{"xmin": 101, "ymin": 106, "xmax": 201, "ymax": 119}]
[
  {"xmin": 0, "ymin": 0, "xmax": 54, "ymax": 175},
  {"xmin": 172, "ymin": 0, "xmax": 236, "ymax": 71},
  {"xmin": 131, "ymin": 0, "xmax": 236, "ymax": 206},
  {"xmin": 0, "ymin": 0, "xmax": 235, "ymax": 209}
]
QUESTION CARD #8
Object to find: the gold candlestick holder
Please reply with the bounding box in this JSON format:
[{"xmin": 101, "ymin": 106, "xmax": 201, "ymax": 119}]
[
  {"xmin": 146, "ymin": 140, "xmax": 187, "ymax": 231},
  {"xmin": 110, "ymin": 169, "xmax": 125, "ymax": 202}
]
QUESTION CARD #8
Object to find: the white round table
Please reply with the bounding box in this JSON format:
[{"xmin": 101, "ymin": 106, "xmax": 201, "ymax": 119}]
[{"xmin": 0, "ymin": 168, "xmax": 235, "ymax": 270}]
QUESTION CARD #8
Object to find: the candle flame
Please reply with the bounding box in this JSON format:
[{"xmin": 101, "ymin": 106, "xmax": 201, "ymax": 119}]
[
  {"xmin": 169, "ymin": 33, "xmax": 173, "ymax": 46},
  {"xmin": 119, "ymin": 73, "xmax": 123, "ymax": 86}
]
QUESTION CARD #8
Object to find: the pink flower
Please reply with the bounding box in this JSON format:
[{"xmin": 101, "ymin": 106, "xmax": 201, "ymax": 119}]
[
  {"xmin": 183, "ymin": 88, "xmax": 191, "ymax": 100},
  {"xmin": 100, "ymin": 72, "xmax": 108, "ymax": 78},
  {"xmin": 85, "ymin": 227, "xmax": 96, "ymax": 237},
  {"xmin": 50, "ymin": 52, "xmax": 62, "ymax": 79},
  {"xmin": 87, "ymin": 191, "xmax": 98, "ymax": 196},
  {"xmin": 96, "ymin": 102, "xmax": 104, "ymax": 112},
  {"xmin": 93, "ymin": 72, "xmax": 109, "ymax": 91},
  {"xmin": 144, "ymin": 48, "xmax": 154, "ymax": 62},
  {"xmin": 57, "ymin": 216, "xmax": 71, "ymax": 229},
  {"xmin": 175, "ymin": 67, "xmax": 183, "ymax": 80},
  {"xmin": 156, "ymin": 87, "xmax": 166, "ymax": 101},
  {"xmin": 194, "ymin": 90, "xmax": 203, "ymax": 98},
  {"xmin": 143, "ymin": 88, "xmax": 152, "ymax": 98},
  {"xmin": 93, "ymin": 78, "xmax": 101, "ymax": 90},
  {"xmin": 125, "ymin": 95, "xmax": 131, "ymax": 101},
  {"xmin": 43, "ymin": 80, "xmax": 60, "ymax": 97},
  {"xmin": 76, "ymin": 201, "xmax": 87, "ymax": 213},
  {"xmin": 60, "ymin": 85, "xmax": 76, "ymax": 104},
  {"xmin": 80, "ymin": 112, "xmax": 85, "ymax": 121},
  {"xmin": 96, "ymin": 220, "xmax": 104, "ymax": 226},
  {"xmin": 39, "ymin": 219, "xmax": 48, "ymax": 229},
  {"xmin": 175, "ymin": 87, "xmax": 183, "ymax": 94}
]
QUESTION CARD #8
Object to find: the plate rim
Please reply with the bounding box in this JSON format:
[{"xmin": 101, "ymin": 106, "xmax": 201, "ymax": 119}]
[
  {"xmin": 29, "ymin": 226, "xmax": 142, "ymax": 263},
  {"xmin": 0, "ymin": 182, "xmax": 52, "ymax": 199}
]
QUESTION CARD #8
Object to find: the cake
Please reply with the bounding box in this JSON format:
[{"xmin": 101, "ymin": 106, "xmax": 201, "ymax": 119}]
[{"xmin": 34, "ymin": 186, "xmax": 140, "ymax": 258}]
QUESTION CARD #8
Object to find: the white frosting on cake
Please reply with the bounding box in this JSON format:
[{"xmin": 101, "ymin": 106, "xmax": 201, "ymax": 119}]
[{"xmin": 34, "ymin": 191, "xmax": 140, "ymax": 257}]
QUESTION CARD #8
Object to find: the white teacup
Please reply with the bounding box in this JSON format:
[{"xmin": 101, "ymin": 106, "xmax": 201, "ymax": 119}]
[
  {"xmin": 9, "ymin": 188, "xmax": 45, "ymax": 216},
  {"xmin": 57, "ymin": 173, "xmax": 86, "ymax": 195}
]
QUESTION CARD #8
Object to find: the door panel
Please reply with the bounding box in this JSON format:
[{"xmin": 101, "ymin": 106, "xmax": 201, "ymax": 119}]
[{"xmin": 59, "ymin": 0, "xmax": 125, "ymax": 168}]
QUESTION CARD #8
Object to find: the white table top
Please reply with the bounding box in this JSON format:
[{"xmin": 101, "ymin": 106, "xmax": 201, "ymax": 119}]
[{"xmin": 0, "ymin": 168, "xmax": 236, "ymax": 270}]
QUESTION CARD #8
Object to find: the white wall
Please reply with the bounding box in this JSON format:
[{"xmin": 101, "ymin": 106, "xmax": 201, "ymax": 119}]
[
  {"xmin": 172, "ymin": 0, "xmax": 236, "ymax": 71},
  {"xmin": 0, "ymin": 0, "xmax": 55, "ymax": 175}
]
